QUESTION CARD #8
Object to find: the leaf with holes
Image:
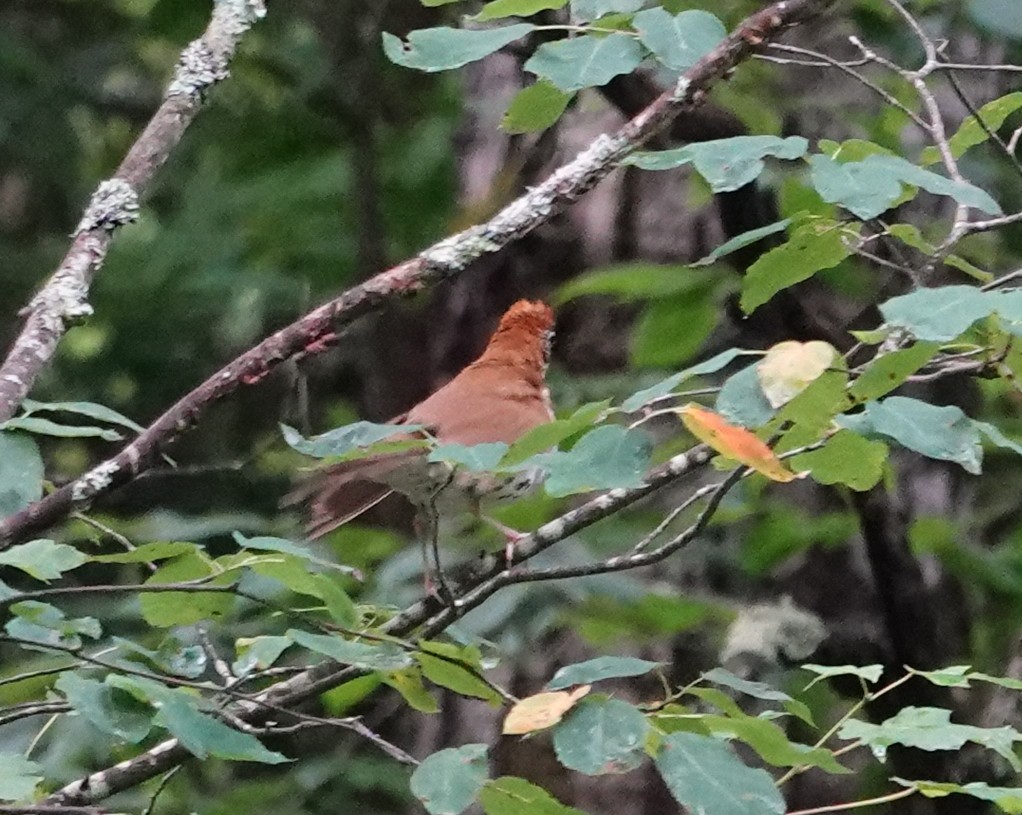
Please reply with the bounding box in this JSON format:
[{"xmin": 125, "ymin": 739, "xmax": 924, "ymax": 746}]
[{"xmin": 383, "ymin": 25, "xmax": 534, "ymax": 72}]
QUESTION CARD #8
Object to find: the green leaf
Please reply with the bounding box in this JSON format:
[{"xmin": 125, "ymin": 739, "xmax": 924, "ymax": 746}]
[
  {"xmin": 839, "ymin": 706, "xmax": 1022, "ymax": 771},
  {"xmin": 287, "ymin": 629, "xmax": 413, "ymax": 671},
  {"xmin": 233, "ymin": 635, "xmax": 293, "ymax": 675},
  {"xmin": 502, "ymin": 81, "xmax": 573, "ymax": 133},
  {"xmin": 475, "ymin": 0, "xmax": 567, "ymax": 20},
  {"xmin": 56, "ymin": 673, "xmax": 153, "ymax": 743},
  {"xmin": 654, "ymin": 732, "xmax": 786, "ymax": 815},
  {"xmin": 740, "ymin": 220, "xmax": 853, "ymax": 313},
  {"xmin": 114, "ymin": 636, "xmax": 207, "ymax": 678},
  {"xmin": 626, "ymin": 136, "xmax": 808, "ymax": 192},
  {"xmin": 906, "ymin": 778, "xmax": 1022, "ymax": 814},
  {"xmin": 692, "ymin": 220, "xmax": 792, "ymax": 267},
  {"xmin": 715, "ymin": 363, "xmax": 776, "ymax": 429},
  {"xmin": 773, "ymin": 370, "xmax": 851, "ymax": 451},
  {"xmin": 429, "ymin": 442, "xmax": 509, "ymax": 470},
  {"xmin": 524, "ymin": 33, "xmax": 643, "ymax": 92},
  {"xmin": 802, "ymin": 663, "xmax": 884, "ymax": 687},
  {"xmin": 921, "ymin": 92, "xmax": 1022, "ymax": 164},
  {"xmin": 532, "ymin": 425, "xmax": 652, "ymax": 496},
  {"xmin": 0, "ymin": 539, "xmax": 86, "ymax": 582},
  {"xmin": 0, "ymin": 431, "xmax": 43, "ymax": 517},
  {"xmin": 383, "ymin": 25, "xmax": 534, "ymax": 72},
  {"xmin": 878, "ymin": 285, "xmax": 992, "ymax": 341},
  {"xmin": 975, "ymin": 421, "xmax": 1022, "ymax": 458},
  {"xmin": 808, "ymin": 154, "xmax": 904, "ymax": 220},
  {"xmin": 701, "ymin": 714, "xmax": 848, "ymax": 773},
  {"xmin": 547, "ymin": 656, "xmax": 661, "ymax": 690},
  {"xmin": 6, "ymin": 600, "xmax": 101, "ymax": 648},
  {"xmin": 701, "ymin": 668, "xmax": 792, "ymax": 703},
  {"xmin": 555, "ymin": 263, "xmax": 711, "ymax": 303},
  {"xmin": 502, "ymin": 401, "xmax": 610, "ymax": 465},
  {"xmin": 849, "ymin": 342, "xmax": 939, "ymax": 402},
  {"xmin": 0, "ymin": 754, "xmax": 42, "ymax": 801},
  {"xmin": 701, "ymin": 668, "xmax": 814, "ymax": 726},
  {"xmin": 281, "ymin": 421, "xmax": 421, "ymax": 458},
  {"xmin": 383, "ymin": 667, "xmax": 440, "ymax": 713},
  {"xmin": 0, "ymin": 415, "xmax": 121, "ymax": 441},
  {"xmin": 249, "ymin": 554, "xmax": 357, "ymax": 624},
  {"xmin": 481, "ymin": 777, "xmax": 586, "ymax": 815},
  {"xmin": 632, "ymin": 8, "xmax": 726, "ymax": 71},
  {"xmin": 909, "ymin": 665, "xmax": 973, "ymax": 688},
  {"xmin": 21, "ymin": 399, "xmax": 144, "ymax": 433},
  {"xmin": 417, "ymin": 642, "xmax": 502, "ymax": 705},
  {"xmin": 879, "ymin": 155, "xmax": 1000, "ymax": 214},
  {"xmin": 91, "ymin": 541, "xmax": 197, "ymax": 563},
  {"xmin": 552, "ymin": 696, "xmax": 649, "ymax": 774},
  {"xmin": 233, "ymin": 531, "xmax": 360, "ymax": 576},
  {"xmin": 411, "ymin": 744, "xmax": 489, "ymax": 815},
  {"xmin": 139, "ymin": 553, "xmax": 236, "ymax": 627},
  {"xmin": 789, "ymin": 430, "xmax": 888, "ymax": 491},
  {"xmin": 621, "ymin": 349, "xmax": 752, "ymax": 412},
  {"xmin": 839, "ymin": 396, "xmax": 982, "ymax": 474},
  {"xmin": 632, "ymin": 291, "xmax": 719, "ymax": 368},
  {"xmin": 570, "ymin": 0, "xmax": 643, "ymax": 21},
  {"xmin": 157, "ymin": 694, "xmax": 289, "ymax": 763}
]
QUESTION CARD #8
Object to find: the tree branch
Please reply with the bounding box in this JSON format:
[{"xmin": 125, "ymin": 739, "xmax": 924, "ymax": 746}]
[
  {"xmin": 0, "ymin": 0, "xmax": 267, "ymax": 423},
  {"xmin": 45, "ymin": 443, "xmax": 714, "ymax": 805},
  {"xmin": 0, "ymin": 0, "xmax": 838, "ymax": 549}
]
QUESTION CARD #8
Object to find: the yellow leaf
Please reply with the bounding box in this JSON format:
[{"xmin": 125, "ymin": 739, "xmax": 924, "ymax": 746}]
[
  {"xmin": 502, "ymin": 685, "xmax": 591, "ymax": 735},
  {"xmin": 757, "ymin": 340, "xmax": 838, "ymax": 408},
  {"xmin": 678, "ymin": 404, "xmax": 796, "ymax": 483}
]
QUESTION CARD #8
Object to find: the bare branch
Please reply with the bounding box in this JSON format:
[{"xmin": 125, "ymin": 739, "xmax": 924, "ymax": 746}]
[{"xmin": 0, "ymin": 0, "xmax": 267, "ymax": 423}]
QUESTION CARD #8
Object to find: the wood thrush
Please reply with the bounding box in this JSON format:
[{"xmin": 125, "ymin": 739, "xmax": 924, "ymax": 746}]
[{"xmin": 296, "ymin": 300, "xmax": 556, "ymax": 554}]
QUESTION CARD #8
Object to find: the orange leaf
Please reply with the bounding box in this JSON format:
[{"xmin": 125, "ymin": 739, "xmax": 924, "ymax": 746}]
[
  {"xmin": 678, "ymin": 404, "xmax": 796, "ymax": 483},
  {"xmin": 502, "ymin": 685, "xmax": 591, "ymax": 735}
]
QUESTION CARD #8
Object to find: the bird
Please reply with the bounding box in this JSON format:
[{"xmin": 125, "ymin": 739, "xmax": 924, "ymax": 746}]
[{"xmin": 292, "ymin": 300, "xmax": 556, "ymax": 585}]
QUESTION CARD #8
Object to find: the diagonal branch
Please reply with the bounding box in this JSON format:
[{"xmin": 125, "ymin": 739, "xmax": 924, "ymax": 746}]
[
  {"xmin": 45, "ymin": 443, "xmax": 713, "ymax": 806},
  {"xmin": 0, "ymin": 0, "xmax": 838, "ymax": 550},
  {"xmin": 0, "ymin": 0, "xmax": 267, "ymax": 423}
]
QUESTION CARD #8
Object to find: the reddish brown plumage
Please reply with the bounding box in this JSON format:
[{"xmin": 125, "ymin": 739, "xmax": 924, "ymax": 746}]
[{"xmin": 298, "ymin": 300, "xmax": 555, "ymax": 538}]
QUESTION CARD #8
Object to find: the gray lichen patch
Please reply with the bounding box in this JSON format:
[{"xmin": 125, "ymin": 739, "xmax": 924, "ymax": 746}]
[
  {"xmin": 75, "ymin": 179, "xmax": 140, "ymax": 234},
  {"xmin": 71, "ymin": 460, "xmax": 121, "ymax": 503},
  {"xmin": 168, "ymin": 40, "xmax": 229, "ymax": 98}
]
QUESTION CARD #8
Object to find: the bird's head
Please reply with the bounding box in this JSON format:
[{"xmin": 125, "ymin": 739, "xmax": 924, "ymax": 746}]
[{"xmin": 484, "ymin": 300, "xmax": 555, "ymax": 368}]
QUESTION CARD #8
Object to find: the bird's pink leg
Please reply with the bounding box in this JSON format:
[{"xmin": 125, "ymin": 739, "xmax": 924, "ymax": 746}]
[{"xmin": 481, "ymin": 516, "xmax": 526, "ymax": 568}]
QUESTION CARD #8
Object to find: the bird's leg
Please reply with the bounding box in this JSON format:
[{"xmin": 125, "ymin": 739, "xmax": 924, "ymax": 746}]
[
  {"xmin": 418, "ymin": 477, "xmax": 456, "ymax": 606},
  {"xmin": 480, "ymin": 515, "xmax": 526, "ymax": 569}
]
